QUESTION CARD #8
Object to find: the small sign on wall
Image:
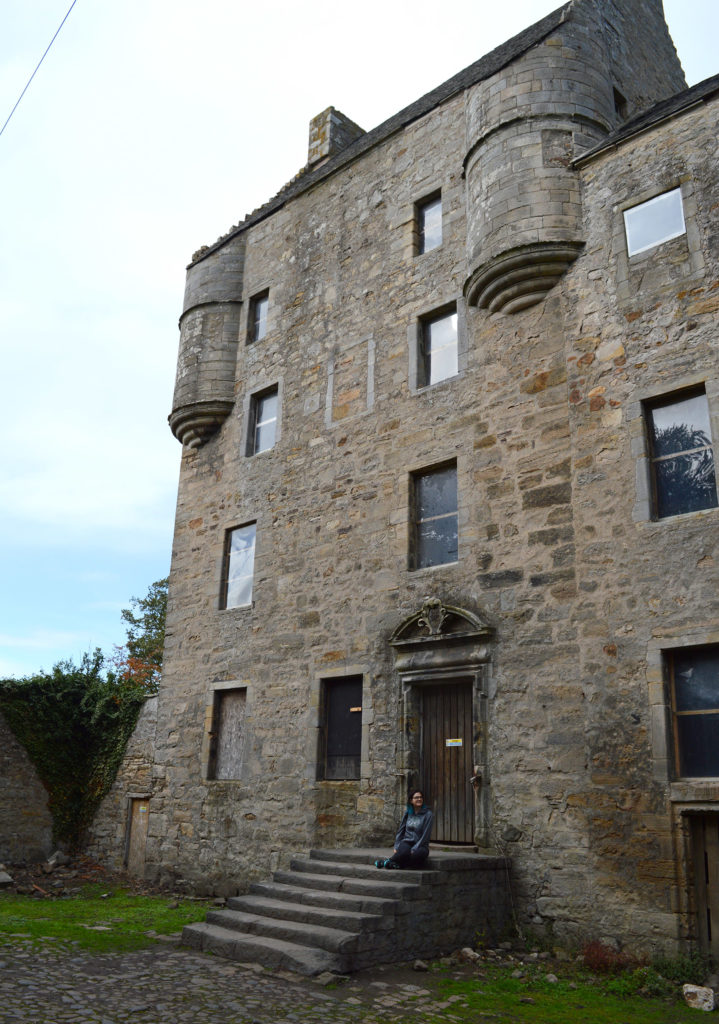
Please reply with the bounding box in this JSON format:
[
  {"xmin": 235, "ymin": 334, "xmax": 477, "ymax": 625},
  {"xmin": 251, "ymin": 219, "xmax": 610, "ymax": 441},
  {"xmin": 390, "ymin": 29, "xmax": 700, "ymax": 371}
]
[{"xmin": 445, "ymin": 738, "xmax": 463, "ymax": 747}]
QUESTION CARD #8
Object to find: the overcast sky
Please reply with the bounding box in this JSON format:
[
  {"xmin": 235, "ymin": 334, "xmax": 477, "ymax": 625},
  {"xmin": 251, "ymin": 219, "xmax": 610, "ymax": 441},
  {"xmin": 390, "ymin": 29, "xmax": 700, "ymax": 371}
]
[{"xmin": 0, "ymin": 1, "xmax": 716, "ymax": 678}]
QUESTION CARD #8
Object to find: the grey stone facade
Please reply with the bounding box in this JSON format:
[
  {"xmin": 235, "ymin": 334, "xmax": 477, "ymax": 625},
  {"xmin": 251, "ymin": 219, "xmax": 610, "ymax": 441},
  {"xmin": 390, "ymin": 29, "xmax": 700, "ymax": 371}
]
[
  {"xmin": 0, "ymin": 711, "xmax": 52, "ymax": 863},
  {"xmin": 133, "ymin": 0, "xmax": 719, "ymax": 957}
]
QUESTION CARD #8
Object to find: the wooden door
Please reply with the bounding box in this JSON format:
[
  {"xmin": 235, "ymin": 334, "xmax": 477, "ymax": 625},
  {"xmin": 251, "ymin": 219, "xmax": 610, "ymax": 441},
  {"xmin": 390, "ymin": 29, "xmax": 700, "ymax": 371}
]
[
  {"xmin": 690, "ymin": 813, "xmax": 719, "ymax": 958},
  {"xmin": 126, "ymin": 799, "xmax": 149, "ymax": 876},
  {"xmin": 420, "ymin": 682, "xmax": 473, "ymax": 843}
]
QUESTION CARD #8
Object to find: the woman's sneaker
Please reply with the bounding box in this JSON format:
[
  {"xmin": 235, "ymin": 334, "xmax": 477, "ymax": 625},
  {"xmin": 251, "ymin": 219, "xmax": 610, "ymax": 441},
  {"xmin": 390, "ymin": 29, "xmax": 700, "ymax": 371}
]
[{"xmin": 374, "ymin": 858, "xmax": 387, "ymax": 869}]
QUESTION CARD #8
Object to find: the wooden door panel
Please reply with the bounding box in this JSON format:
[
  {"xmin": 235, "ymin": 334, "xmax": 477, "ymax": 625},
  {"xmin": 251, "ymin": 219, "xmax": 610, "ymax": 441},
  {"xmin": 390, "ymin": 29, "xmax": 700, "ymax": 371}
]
[
  {"xmin": 421, "ymin": 682, "xmax": 473, "ymax": 843},
  {"xmin": 690, "ymin": 813, "xmax": 719, "ymax": 958}
]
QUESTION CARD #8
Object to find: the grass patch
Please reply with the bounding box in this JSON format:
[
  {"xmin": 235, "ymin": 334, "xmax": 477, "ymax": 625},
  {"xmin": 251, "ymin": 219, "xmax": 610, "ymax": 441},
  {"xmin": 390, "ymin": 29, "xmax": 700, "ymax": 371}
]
[
  {"xmin": 415, "ymin": 961, "xmax": 712, "ymax": 1024},
  {"xmin": 0, "ymin": 884, "xmax": 208, "ymax": 954}
]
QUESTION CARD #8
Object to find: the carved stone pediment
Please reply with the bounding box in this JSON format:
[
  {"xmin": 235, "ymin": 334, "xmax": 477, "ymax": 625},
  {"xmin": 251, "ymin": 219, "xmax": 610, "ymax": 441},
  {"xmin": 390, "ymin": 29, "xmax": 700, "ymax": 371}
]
[
  {"xmin": 389, "ymin": 597, "xmax": 494, "ymax": 681},
  {"xmin": 390, "ymin": 597, "xmax": 493, "ymax": 647}
]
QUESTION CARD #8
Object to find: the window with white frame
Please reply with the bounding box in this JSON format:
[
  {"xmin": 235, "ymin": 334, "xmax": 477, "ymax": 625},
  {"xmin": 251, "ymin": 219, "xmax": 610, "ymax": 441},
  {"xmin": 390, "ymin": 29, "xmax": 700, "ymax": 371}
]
[
  {"xmin": 623, "ymin": 188, "xmax": 685, "ymax": 257},
  {"xmin": 645, "ymin": 388, "xmax": 718, "ymax": 519},
  {"xmin": 221, "ymin": 523, "xmax": 256, "ymax": 608},
  {"xmin": 248, "ymin": 290, "xmax": 269, "ymax": 343},
  {"xmin": 248, "ymin": 386, "xmax": 278, "ymax": 455},
  {"xmin": 419, "ymin": 306, "xmax": 458, "ymax": 387},
  {"xmin": 416, "ymin": 193, "xmax": 442, "ymax": 255}
]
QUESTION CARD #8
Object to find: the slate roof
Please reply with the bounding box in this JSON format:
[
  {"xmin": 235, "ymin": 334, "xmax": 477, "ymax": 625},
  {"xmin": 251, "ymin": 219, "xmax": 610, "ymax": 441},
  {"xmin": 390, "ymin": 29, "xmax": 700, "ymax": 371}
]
[
  {"xmin": 190, "ymin": 3, "xmax": 572, "ymax": 266},
  {"xmin": 574, "ymin": 73, "xmax": 719, "ymax": 165}
]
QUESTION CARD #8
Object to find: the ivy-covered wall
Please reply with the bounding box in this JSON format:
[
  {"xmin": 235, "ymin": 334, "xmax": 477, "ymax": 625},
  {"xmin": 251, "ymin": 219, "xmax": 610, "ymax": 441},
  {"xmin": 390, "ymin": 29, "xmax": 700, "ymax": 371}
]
[
  {"xmin": 84, "ymin": 697, "xmax": 157, "ymax": 871},
  {"xmin": 0, "ymin": 710, "xmax": 53, "ymax": 863}
]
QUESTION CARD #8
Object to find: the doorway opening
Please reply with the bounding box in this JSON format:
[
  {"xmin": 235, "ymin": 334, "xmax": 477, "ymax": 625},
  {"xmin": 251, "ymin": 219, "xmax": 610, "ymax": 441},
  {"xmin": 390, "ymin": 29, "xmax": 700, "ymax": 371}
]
[{"xmin": 689, "ymin": 813, "xmax": 719, "ymax": 959}]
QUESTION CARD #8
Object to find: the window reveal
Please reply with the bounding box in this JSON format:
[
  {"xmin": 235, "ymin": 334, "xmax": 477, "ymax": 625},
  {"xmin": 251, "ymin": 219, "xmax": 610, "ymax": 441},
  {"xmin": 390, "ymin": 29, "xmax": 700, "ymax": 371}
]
[
  {"xmin": 221, "ymin": 523, "xmax": 256, "ymax": 608},
  {"xmin": 249, "ymin": 291, "xmax": 269, "ymax": 342},
  {"xmin": 249, "ymin": 387, "xmax": 278, "ymax": 455},
  {"xmin": 646, "ymin": 389, "xmax": 718, "ymax": 519},
  {"xmin": 669, "ymin": 647, "xmax": 719, "ymax": 778},
  {"xmin": 421, "ymin": 308, "xmax": 458, "ymax": 387},
  {"xmin": 623, "ymin": 188, "xmax": 685, "ymax": 257},
  {"xmin": 411, "ymin": 463, "xmax": 458, "ymax": 570},
  {"xmin": 320, "ymin": 676, "xmax": 363, "ymax": 780},
  {"xmin": 416, "ymin": 194, "xmax": 442, "ymax": 254}
]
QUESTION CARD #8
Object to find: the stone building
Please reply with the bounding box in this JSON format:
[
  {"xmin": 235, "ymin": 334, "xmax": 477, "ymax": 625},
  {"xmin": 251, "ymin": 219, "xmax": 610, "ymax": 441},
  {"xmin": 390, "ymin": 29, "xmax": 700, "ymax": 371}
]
[{"xmin": 140, "ymin": 0, "xmax": 719, "ymax": 957}]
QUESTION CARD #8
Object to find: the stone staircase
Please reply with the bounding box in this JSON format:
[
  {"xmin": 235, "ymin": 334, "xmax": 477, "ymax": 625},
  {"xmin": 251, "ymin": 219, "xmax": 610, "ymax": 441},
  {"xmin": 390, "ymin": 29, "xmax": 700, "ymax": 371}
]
[{"xmin": 182, "ymin": 847, "xmax": 511, "ymax": 975}]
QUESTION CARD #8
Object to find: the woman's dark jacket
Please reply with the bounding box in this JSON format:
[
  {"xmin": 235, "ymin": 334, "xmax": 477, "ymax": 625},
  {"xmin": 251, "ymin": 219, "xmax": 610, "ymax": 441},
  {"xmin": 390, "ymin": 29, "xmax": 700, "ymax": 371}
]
[{"xmin": 394, "ymin": 804, "xmax": 433, "ymax": 857}]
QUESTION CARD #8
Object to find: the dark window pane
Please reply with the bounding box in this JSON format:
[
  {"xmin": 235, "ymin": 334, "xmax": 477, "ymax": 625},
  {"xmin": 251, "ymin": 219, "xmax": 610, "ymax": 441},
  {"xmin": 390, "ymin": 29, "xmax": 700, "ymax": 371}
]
[
  {"xmin": 325, "ymin": 677, "xmax": 362, "ymax": 780},
  {"xmin": 416, "ymin": 465, "xmax": 457, "ymax": 519},
  {"xmin": 674, "ymin": 649, "xmax": 719, "ymax": 712},
  {"xmin": 418, "ymin": 196, "xmax": 442, "ymax": 254},
  {"xmin": 416, "ymin": 515, "xmax": 458, "ymax": 569},
  {"xmin": 647, "ymin": 390, "xmax": 718, "ymax": 518},
  {"xmin": 654, "ymin": 453, "xmax": 718, "ymax": 518},
  {"xmin": 676, "ymin": 713, "xmax": 719, "ymax": 777}
]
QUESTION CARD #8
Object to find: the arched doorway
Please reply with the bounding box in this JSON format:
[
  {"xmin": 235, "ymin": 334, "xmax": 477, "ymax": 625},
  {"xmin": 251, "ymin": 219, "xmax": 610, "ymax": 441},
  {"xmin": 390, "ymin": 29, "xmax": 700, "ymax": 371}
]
[{"xmin": 390, "ymin": 597, "xmax": 494, "ymax": 846}]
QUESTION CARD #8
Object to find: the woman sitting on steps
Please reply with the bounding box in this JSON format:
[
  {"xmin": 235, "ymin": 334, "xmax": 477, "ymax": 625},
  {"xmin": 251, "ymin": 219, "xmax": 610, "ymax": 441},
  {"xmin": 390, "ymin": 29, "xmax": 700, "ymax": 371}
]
[{"xmin": 375, "ymin": 790, "xmax": 433, "ymax": 870}]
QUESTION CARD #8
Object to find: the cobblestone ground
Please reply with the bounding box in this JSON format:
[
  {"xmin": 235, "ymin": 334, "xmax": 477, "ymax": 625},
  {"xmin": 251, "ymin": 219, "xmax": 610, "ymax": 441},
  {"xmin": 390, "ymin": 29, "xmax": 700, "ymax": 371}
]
[{"xmin": 0, "ymin": 940, "xmax": 472, "ymax": 1024}]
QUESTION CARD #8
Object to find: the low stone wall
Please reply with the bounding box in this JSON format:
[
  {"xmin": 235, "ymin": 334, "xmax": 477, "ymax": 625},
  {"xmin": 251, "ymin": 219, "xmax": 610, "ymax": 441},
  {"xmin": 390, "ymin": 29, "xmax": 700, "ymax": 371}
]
[{"xmin": 0, "ymin": 711, "xmax": 53, "ymax": 863}]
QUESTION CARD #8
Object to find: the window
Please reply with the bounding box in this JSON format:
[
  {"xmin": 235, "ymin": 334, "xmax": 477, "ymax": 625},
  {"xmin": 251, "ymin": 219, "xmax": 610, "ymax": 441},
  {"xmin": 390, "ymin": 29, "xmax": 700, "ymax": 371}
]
[
  {"xmin": 613, "ymin": 87, "xmax": 628, "ymax": 121},
  {"xmin": 646, "ymin": 388, "xmax": 718, "ymax": 519},
  {"xmin": 411, "ymin": 463, "xmax": 458, "ymax": 570},
  {"xmin": 248, "ymin": 291, "xmax": 269, "ymax": 342},
  {"xmin": 208, "ymin": 688, "xmax": 247, "ymax": 780},
  {"xmin": 624, "ymin": 188, "xmax": 685, "ymax": 257},
  {"xmin": 420, "ymin": 306, "xmax": 458, "ymax": 387},
  {"xmin": 248, "ymin": 387, "xmax": 278, "ymax": 455},
  {"xmin": 416, "ymin": 193, "xmax": 442, "ymax": 254},
  {"xmin": 319, "ymin": 676, "xmax": 363, "ymax": 780},
  {"xmin": 221, "ymin": 523, "xmax": 256, "ymax": 608},
  {"xmin": 669, "ymin": 647, "xmax": 719, "ymax": 778}
]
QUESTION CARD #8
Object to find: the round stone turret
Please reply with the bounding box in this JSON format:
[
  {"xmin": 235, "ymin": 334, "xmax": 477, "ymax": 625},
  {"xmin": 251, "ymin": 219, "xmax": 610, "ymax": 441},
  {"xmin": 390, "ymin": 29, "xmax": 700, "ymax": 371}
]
[
  {"xmin": 168, "ymin": 238, "xmax": 245, "ymax": 447},
  {"xmin": 463, "ymin": 10, "xmax": 617, "ymax": 313}
]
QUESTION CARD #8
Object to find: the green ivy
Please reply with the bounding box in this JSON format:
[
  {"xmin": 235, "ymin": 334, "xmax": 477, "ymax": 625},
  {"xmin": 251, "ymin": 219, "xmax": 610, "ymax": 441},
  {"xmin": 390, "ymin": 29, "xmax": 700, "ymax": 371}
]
[{"xmin": 0, "ymin": 650, "xmax": 148, "ymax": 852}]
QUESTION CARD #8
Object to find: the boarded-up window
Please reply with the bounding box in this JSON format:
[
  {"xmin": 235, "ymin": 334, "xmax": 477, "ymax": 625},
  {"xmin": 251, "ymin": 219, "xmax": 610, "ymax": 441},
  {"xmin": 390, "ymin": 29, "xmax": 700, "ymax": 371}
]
[
  {"xmin": 320, "ymin": 677, "xmax": 362, "ymax": 780},
  {"xmin": 210, "ymin": 688, "xmax": 247, "ymax": 780}
]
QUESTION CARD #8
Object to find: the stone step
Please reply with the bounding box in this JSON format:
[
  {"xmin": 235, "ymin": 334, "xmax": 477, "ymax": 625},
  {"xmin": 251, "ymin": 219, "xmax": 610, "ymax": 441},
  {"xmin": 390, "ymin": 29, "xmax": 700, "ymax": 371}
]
[
  {"xmin": 205, "ymin": 907, "xmax": 358, "ymax": 954},
  {"xmin": 228, "ymin": 894, "xmax": 388, "ymax": 933},
  {"xmin": 249, "ymin": 879, "xmax": 402, "ymax": 917},
  {"xmin": 291, "ymin": 855, "xmax": 433, "ymax": 884},
  {"xmin": 182, "ymin": 921, "xmax": 339, "ymax": 976},
  {"xmin": 273, "ymin": 868, "xmax": 427, "ymax": 900}
]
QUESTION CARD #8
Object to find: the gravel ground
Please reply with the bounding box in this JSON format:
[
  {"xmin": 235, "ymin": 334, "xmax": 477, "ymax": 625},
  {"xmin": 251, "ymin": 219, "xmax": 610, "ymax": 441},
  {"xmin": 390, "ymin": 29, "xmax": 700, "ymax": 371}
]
[{"xmin": 0, "ymin": 939, "xmax": 474, "ymax": 1024}]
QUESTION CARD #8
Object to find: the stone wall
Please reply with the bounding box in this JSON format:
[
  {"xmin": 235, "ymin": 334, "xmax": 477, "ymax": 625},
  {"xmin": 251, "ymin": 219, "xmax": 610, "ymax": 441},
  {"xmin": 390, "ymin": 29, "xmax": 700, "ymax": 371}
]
[
  {"xmin": 0, "ymin": 711, "xmax": 52, "ymax": 863},
  {"xmin": 85, "ymin": 697, "xmax": 157, "ymax": 870},
  {"xmin": 148, "ymin": 0, "xmax": 718, "ymax": 956}
]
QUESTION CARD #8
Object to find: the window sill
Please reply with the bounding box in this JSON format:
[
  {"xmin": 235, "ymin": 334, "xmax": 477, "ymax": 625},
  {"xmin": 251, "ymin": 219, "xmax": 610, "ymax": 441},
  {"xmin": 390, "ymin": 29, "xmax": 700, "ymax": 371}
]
[
  {"xmin": 638, "ymin": 505, "xmax": 719, "ymax": 528},
  {"xmin": 408, "ymin": 559, "xmax": 459, "ymax": 575},
  {"xmin": 670, "ymin": 780, "xmax": 719, "ymax": 803}
]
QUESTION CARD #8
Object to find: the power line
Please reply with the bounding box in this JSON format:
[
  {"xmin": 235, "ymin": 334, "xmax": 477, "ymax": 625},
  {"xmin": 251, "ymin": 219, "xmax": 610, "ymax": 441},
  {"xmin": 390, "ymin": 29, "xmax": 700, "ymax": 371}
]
[{"xmin": 0, "ymin": 0, "xmax": 79, "ymax": 140}]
